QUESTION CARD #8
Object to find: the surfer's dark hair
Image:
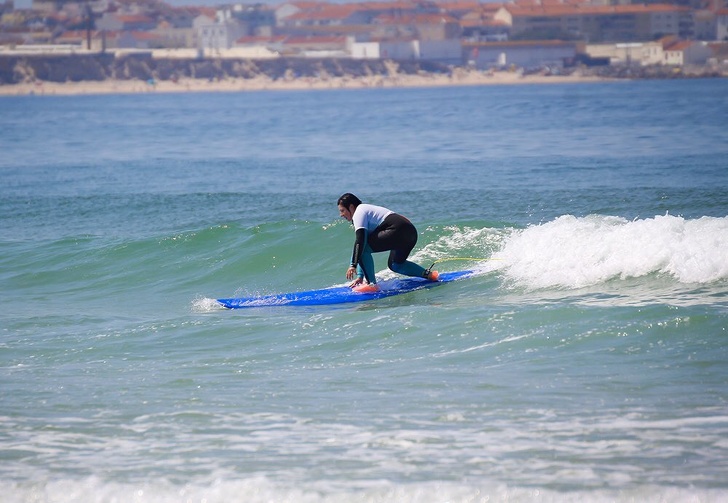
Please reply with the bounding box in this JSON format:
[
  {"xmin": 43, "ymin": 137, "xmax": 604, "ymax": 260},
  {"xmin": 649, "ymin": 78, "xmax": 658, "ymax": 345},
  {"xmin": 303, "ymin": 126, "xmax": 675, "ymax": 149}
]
[{"xmin": 337, "ymin": 193, "xmax": 362, "ymax": 208}]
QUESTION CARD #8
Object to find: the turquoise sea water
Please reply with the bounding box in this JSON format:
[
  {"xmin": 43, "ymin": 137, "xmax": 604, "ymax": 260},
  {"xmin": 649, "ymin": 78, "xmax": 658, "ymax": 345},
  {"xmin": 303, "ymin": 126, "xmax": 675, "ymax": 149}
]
[{"xmin": 1, "ymin": 79, "xmax": 727, "ymax": 502}]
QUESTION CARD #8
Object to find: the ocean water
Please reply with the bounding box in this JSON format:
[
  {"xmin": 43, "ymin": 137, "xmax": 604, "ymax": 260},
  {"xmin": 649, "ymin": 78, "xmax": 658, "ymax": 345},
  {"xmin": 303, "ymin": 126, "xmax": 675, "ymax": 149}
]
[{"xmin": 1, "ymin": 79, "xmax": 727, "ymax": 502}]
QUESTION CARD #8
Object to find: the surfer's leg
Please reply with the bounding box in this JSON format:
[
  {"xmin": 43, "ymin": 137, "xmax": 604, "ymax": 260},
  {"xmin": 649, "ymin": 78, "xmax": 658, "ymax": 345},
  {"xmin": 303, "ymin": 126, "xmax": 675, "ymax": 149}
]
[
  {"xmin": 389, "ymin": 255, "xmax": 438, "ymax": 281},
  {"xmin": 371, "ymin": 214, "xmax": 438, "ymax": 280},
  {"xmin": 388, "ymin": 255, "xmax": 428, "ymax": 278},
  {"xmin": 371, "ymin": 215, "xmax": 428, "ymax": 278},
  {"xmin": 357, "ymin": 245, "xmax": 377, "ymax": 284}
]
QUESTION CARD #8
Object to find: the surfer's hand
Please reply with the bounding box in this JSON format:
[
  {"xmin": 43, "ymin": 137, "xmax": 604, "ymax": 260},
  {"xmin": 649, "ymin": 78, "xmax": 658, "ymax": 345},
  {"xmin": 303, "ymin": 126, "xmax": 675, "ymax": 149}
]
[
  {"xmin": 346, "ymin": 266, "xmax": 357, "ymax": 281},
  {"xmin": 349, "ymin": 277, "xmax": 363, "ymax": 288}
]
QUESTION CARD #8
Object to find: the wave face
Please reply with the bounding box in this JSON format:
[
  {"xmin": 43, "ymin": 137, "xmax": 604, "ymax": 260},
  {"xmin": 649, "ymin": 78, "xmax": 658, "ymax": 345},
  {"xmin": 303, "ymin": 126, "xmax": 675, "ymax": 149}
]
[{"xmin": 1, "ymin": 80, "xmax": 728, "ymax": 502}]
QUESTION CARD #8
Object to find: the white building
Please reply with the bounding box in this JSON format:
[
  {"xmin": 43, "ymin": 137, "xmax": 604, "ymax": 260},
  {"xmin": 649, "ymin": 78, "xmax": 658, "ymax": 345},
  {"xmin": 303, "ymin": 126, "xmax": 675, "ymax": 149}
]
[
  {"xmin": 718, "ymin": 9, "xmax": 728, "ymax": 41},
  {"xmin": 586, "ymin": 42, "xmax": 664, "ymax": 65},
  {"xmin": 466, "ymin": 41, "xmax": 578, "ymax": 69},
  {"xmin": 351, "ymin": 39, "xmax": 460, "ymax": 63},
  {"xmin": 663, "ymin": 40, "xmax": 712, "ymax": 65},
  {"xmin": 195, "ymin": 15, "xmax": 245, "ymax": 52},
  {"xmin": 350, "ymin": 40, "xmax": 380, "ymax": 59}
]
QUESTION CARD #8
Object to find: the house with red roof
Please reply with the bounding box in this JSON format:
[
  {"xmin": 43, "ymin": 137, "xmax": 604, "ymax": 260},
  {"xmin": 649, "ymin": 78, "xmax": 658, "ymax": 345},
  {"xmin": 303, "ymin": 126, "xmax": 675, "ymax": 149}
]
[
  {"xmin": 459, "ymin": 4, "xmax": 509, "ymax": 41},
  {"xmin": 707, "ymin": 40, "xmax": 728, "ymax": 63},
  {"xmin": 373, "ymin": 12, "xmax": 461, "ymax": 41},
  {"xmin": 56, "ymin": 30, "xmax": 100, "ymax": 50},
  {"xmin": 281, "ymin": 34, "xmax": 349, "ymax": 56},
  {"xmin": 114, "ymin": 30, "xmax": 164, "ymax": 49},
  {"xmin": 55, "ymin": 28, "xmax": 163, "ymax": 51},
  {"xmin": 662, "ymin": 38, "xmax": 712, "ymax": 64},
  {"xmin": 280, "ymin": 5, "xmax": 370, "ymax": 28},
  {"xmin": 584, "ymin": 35, "xmax": 713, "ymax": 66},
  {"xmin": 96, "ymin": 13, "xmax": 157, "ymax": 32},
  {"xmin": 275, "ymin": 2, "xmax": 330, "ymax": 26},
  {"xmin": 359, "ymin": 1, "xmax": 438, "ymax": 22},
  {"xmin": 151, "ymin": 20, "xmax": 198, "ymax": 50},
  {"xmin": 433, "ymin": 1, "xmax": 482, "ymax": 19}
]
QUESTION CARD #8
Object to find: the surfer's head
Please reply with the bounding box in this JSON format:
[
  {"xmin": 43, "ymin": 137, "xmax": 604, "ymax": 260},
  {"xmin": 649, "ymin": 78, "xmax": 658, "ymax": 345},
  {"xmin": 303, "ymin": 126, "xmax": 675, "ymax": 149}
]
[{"xmin": 337, "ymin": 193, "xmax": 361, "ymax": 223}]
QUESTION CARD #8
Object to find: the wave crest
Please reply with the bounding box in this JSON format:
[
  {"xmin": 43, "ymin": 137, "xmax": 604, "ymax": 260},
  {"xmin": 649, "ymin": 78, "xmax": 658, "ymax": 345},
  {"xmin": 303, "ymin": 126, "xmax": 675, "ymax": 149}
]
[{"xmin": 497, "ymin": 214, "xmax": 728, "ymax": 289}]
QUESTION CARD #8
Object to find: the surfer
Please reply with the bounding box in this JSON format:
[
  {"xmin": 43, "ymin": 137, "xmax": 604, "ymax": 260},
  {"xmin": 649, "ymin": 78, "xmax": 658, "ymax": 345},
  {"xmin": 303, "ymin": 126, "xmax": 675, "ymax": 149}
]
[{"xmin": 337, "ymin": 193, "xmax": 439, "ymax": 293}]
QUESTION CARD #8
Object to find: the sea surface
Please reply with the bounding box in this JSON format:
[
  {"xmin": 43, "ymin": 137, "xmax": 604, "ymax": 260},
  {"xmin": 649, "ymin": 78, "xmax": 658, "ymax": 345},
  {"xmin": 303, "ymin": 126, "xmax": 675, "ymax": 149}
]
[{"xmin": 1, "ymin": 79, "xmax": 727, "ymax": 502}]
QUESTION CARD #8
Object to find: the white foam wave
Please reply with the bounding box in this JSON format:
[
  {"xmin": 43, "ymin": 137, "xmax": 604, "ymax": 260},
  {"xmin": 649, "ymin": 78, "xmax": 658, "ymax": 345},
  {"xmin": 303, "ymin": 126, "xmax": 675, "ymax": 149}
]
[
  {"xmin": 399, "ymin": 225, "xmax": 508, "ymax": 278},
  {"xmin": 419, "ymin": 225, "xmax": 508, "ymax": 259},
  {"xmin": 2, "ymin": 477, "xmax": 726, "ymax": 503},
  {"xmin": 496, "ymin": 214, "xmax": 728, "ymax": 289},
  {"xmin": 191, "ymin": 296, "xmax": 225, "ymax": 312},
  {"xmin": 4, "ymin": 407, "xmax": 728, "ymax": 502}
]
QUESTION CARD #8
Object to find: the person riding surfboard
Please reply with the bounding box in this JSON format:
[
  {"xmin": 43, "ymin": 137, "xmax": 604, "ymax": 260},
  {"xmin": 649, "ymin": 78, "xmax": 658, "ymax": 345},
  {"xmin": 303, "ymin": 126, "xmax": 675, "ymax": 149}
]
[{"xmin": 337, "ymin": 193, "xmax": 439, "ymax": 293}]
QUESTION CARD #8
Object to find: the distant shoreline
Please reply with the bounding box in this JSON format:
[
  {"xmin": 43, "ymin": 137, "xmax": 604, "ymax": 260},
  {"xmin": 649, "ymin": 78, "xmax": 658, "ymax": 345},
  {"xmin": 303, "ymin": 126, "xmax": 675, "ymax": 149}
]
[
  {"xmin": 2, "ymin": 52, "xmax": 724, "ymax": 96},
  {"xmin": 3, "ymin": 69, "xmax": 725, "ymax": 97},
  {"xmin": 0, "ymin": 71, "xmax": 617, "ymax": 96}
]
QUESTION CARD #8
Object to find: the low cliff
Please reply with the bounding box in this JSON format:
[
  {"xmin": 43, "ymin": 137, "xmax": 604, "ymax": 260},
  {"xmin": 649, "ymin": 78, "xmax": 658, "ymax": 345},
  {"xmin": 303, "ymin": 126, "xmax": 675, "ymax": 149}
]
[
  {"xmin": 1, "ymin": 53, "xmax": 724, "ymax": 86},
  {"xmin": 0, "ymin": 53, "xmax": 453, "ymax": 85}
]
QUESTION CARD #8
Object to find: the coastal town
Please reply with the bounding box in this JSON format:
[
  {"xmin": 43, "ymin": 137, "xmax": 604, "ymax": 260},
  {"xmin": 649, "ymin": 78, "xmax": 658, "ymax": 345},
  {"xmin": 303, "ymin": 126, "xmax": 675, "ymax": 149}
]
[{"xmin": 1, "ymin": 0, "xmax": 727, "ymax": 93}]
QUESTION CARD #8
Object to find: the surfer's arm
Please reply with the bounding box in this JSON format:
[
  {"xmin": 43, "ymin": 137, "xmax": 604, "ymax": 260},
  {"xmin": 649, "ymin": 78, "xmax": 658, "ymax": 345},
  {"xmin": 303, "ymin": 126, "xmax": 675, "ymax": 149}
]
[{"xmin": 347, "ymin": 228, "xmax": 367, "ymax": 281}]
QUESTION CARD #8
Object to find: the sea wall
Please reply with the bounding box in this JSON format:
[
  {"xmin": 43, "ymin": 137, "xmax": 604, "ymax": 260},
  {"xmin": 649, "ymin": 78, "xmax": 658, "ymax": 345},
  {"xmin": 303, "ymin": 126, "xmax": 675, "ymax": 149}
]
[
  {"xmin": 1, "ymin": 53, "xmax": 724, "ymax": 88},
  {"xmin": 0, "ymin": 53, "xmax": 452, "ymax": 85}
]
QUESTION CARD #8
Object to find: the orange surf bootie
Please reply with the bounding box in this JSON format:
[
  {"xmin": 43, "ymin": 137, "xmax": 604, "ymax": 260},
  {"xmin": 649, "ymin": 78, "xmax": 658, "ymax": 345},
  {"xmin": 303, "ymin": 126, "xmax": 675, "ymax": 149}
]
[
  {"xmin": 353, "ymin": 283, "xmax": 380, "ymax": 293},
  {"xmin": 425, "ymin": 270, "xmax": 440, "ymax": 281}
]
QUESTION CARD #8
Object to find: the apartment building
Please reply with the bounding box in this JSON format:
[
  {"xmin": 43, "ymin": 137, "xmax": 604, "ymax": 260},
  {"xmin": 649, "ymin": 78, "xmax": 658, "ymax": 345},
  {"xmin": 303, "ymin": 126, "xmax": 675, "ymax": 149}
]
[{"xmin": 493, "ymin": 4, "xmax": 694, "ymax": 42}]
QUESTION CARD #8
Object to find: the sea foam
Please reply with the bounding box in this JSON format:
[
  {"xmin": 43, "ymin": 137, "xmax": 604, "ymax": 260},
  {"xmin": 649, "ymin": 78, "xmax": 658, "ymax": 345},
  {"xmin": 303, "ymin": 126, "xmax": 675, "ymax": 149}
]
[
  {"xmin": 2, "ymin": 477, "xmax": 726, "ymax": 503},
  {"xmin": 496, "ymin": 214, "xmax": 728, "ymax": 289}
]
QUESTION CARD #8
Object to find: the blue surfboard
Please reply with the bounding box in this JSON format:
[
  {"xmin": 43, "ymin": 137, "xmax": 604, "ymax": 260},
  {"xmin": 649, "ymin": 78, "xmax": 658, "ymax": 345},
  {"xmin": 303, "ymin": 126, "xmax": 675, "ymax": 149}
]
[{"xmin": 217, "ymin": 270, "xmax": 474, "ymax": 309}]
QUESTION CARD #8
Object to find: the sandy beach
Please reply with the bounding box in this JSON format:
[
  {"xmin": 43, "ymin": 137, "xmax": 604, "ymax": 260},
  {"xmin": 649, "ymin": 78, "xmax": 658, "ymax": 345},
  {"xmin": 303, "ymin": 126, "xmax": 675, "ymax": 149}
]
[{"xmin": 0, "ymin": 69, "xmax": 610, "ymax": 96}]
